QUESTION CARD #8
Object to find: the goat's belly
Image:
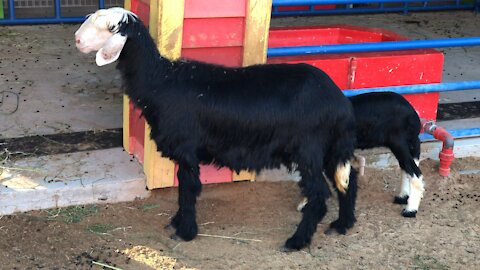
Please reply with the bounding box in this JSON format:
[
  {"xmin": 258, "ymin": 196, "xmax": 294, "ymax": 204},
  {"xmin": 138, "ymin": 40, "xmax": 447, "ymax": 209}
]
[{"xmin": 211, "ymin": 145, "xmax": 288, "ymax": 172}]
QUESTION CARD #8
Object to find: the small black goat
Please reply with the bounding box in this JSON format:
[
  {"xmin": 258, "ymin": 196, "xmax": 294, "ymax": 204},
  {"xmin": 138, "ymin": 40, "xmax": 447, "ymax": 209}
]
[
  {"xmin": 351, "ymin": 92, "xmax": 424, "ymax": 217},
  {"xmin": 75, "ymin": 8, "xmax": 359, "ymax": 250}
]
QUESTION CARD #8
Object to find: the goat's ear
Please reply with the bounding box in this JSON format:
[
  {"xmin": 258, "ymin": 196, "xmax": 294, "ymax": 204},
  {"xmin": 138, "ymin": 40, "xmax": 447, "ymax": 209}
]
[{"xmin": 95, "ymin": 34, "xmax": 127, "ymax": 66}]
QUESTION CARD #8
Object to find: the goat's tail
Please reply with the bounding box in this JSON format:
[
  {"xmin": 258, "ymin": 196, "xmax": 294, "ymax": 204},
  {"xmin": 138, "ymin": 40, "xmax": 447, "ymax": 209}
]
[{"xmin": 325, "ymin": 125, "xmax": 357, "ymax": 194}]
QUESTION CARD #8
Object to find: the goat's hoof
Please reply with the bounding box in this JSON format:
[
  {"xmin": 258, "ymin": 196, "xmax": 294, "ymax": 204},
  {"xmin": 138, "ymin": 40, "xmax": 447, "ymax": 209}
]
[
  {"xmin": 325, "ymin": 218, "xmax": 355, "ymax": 235},
  {"xmin": 164, "ymin": 224, "xmax": 174, "ymax": 230},
  {"xmin": 280, "ymin": 245, "xmax": 298, "ymax": 253},
  {"xmin": 284, "ymin": 236, "xmax": 308, "ymax": 251},
  {"xmin": 393, "ymin": 196, "xmax": 409, "ymax": 205},
  {"xmin": 175, "ymin": 220, "xmax": 198, "ymax": 242},
  {"xmin": 170, "ymin": 212, "xmax": 182, "ymax": 229},
  {"xmin": 402, "ymin": 209, "xmax": 417, "ymax": 218},
  {"xmin": 169, "ymin": 234, "xmax": 180, "ymax": 241}
]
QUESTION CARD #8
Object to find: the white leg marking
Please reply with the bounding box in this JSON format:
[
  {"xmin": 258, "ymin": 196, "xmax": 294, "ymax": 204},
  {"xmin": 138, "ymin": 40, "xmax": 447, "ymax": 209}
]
[
  {"xmin": 335, "ymin": 162, "xmax": 351, "ymax": 194},
  {"xmin": 406, "ymin": 175, "xmax": 425, "ymax": 212},
  {"xmin": 297, "ymin": 197, "xmax": 308, "ymax": 212},
  {"xmin": 398, "ymin": 170, "xmax": 410, "ymax": 198}
]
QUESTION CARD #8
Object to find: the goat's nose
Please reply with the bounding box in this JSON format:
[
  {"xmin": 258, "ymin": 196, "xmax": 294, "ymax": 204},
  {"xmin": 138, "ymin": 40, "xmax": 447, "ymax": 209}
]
[{"xmin": 75, "ymin": 36, "xmax": 82, "ymax": 45}]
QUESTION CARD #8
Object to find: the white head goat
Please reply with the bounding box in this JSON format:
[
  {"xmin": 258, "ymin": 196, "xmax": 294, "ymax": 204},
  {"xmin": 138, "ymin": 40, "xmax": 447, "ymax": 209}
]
[{"xmin": 75, "ymin": 7, "xmax": 137, "ymax": 66}]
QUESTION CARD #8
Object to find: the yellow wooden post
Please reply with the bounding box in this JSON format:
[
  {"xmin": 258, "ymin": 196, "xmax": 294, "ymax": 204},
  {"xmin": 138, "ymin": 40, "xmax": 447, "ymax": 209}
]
[
  {"xmin": 144, "ymin": 0, "xmax": 185, "ymax": 189},
  {"xmin": 122, "ymin": 95, "xmax": 130, "ymax": 152},
  {"xmin": 124, "ymin": 0, "xmax": 131, "ymax": 11},
  {"xmin": 122, "ymin": 0, "xmax": 133, "ymax": 153},
  {"xmin": 242, "ymin": 0, "xmax": 272, "ymax": 66},
  {"xmin": 232, "ymin": 0, "xmax": 273, "ymax": 182}
]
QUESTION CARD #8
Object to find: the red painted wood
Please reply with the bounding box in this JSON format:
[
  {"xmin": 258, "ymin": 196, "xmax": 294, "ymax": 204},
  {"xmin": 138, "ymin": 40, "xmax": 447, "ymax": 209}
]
[
  {"xmin": 173, "ymin": 164, "xmax": 233, "ymax": 186},
  {"xmin": 267, "ymin": 26, "xmax": 444, "ymax": 121},
  {"xmin": 276, "ymin": 5, "xmax": 336, "ymax": 11},
  {"xmin": 182, "ymin": 47, "xmax": 243, "ymax": 67},
  {"xmin": 337, "ymin": 29, "xmax": 384, "ymax": 44},
  {"xmin": 128, "ymin": 102, "xmax": 145, "ymax": 163},
  {"xmin": 130, "ymin": 0, "xmax": 150, "ymax": 27},
  {"xmin": 350, "ymin": 53, "xmax": 443, "ymax": 120},
  {"xmin": 182, "ymin": 18, "xmax": 245, "ymax": 48},
  {"xmin": 268, "ymin": 55, "xmax": 351, "ymax": 89},
  {"xmin": 184, "ymin": 0, "xmax": 246, "ymax": 18},
  {"xmin": 269, "ymin": 27, "xmax": 341, "ymax": 47}
]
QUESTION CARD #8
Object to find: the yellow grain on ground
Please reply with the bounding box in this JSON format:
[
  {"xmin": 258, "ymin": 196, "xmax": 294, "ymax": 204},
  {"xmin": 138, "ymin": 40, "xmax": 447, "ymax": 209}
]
[{"xmin": 123, "ymin": 245, "xmax": 196, "ymax": 270}]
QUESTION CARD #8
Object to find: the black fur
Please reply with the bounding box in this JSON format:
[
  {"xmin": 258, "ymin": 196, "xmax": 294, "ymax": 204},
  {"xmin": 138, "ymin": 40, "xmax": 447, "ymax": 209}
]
[
  {"xmin": 393, "ymin": 195, "xmax": 409, "ymax": 205},
  {"xmin": 114, "ymin": 16, "xmax": 358, "ymax": 250},
  {"xmin": 350, "ymin": 92, "xmax": 423, "ymax": 216}
]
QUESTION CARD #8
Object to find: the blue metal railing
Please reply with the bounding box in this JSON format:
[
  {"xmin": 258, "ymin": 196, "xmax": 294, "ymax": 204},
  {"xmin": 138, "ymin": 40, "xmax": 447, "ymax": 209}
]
[
  {"xmin": 272, "ymin": 0, "xmax": 478, "ymax": 16},
  {"xmin": 342, "ymin": 81, "xmax": 480, "ymax": 97},
  {"xmin": 268, "ymin": 37, "xmax": 480, "ymax": 57},
  {"xmin": 0, "ymin": 0, "xmax": 105, "ymax": 25},
  {"xmin": 420, "ymin": 128, "xmax": 480, "ymax": 141}
]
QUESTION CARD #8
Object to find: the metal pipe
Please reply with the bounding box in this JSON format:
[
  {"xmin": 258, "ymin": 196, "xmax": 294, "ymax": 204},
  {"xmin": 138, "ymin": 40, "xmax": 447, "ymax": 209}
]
[
  {"xmin": 271, "ymin": 5, "xmax": 474, "ymax": 16},
  {"xmin": 99, "ymin": 0, "xmax": 106, "ymax": 9},
  {"xmin": 421, "ymin": 119, "xmax": 455, "ymax": 177},
  {"xmin": 8, "ymin": 0, "xmax": 15, "ymax": 20},
  {"xmin": 420, "ymin": 128, "xmax": 480, "ymax": 141},
  {"xmin": 342, "ymin": 81, "xmax": 480, "ymax": 97},
  {"xmin": 268, "ymin": 37, "xmax": 480, "ymax": 57},
  {"xmin": 54, "ymin": 0, "xmax": 61, "ymax": 19},
  {"xmin": 0, "ymin": 17, "xmax": 86, "ymax": 25},
  {"xmin": 272, "ymin": 0, "xmax": 468, "ymax": 6}
]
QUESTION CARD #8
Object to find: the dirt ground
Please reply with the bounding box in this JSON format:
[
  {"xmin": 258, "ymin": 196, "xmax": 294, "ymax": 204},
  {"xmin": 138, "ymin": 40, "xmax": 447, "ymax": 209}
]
[{"xmin": 0, "ymin": 157, "xmax": 478, "ymax": 270}]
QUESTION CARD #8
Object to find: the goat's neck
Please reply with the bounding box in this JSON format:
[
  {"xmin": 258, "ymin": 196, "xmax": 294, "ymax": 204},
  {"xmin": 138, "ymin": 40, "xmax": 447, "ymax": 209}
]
[{"xmin": 116, "ymin": 23, "xmax": 171, "ymax": 104}]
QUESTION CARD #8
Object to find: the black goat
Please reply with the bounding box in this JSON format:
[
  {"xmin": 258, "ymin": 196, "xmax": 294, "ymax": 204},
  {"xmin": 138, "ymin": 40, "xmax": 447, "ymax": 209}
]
[
  {"xmin": 75, "ymin": 8, "xmax": 359, "ymax": 250},
  {"xmin": 351, "ymin": 92, "xmax": 424, "ymax": 217}
]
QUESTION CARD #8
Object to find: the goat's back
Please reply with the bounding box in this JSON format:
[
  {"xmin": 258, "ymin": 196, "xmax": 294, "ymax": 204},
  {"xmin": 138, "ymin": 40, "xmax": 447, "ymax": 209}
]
[{"xmin": 350, "ymin": 92, "xmax": 421, "ymax": 149}]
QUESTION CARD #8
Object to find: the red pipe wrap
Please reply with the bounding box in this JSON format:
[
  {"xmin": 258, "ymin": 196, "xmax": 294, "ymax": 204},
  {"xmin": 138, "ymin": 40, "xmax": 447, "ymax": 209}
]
[
  {"xmin": 420, "ymin": 119, "xmax": 455, "ymax": 177},
  {"xmin": 432, "ymin": 126, "xmax": 455, "ymax": 177}
]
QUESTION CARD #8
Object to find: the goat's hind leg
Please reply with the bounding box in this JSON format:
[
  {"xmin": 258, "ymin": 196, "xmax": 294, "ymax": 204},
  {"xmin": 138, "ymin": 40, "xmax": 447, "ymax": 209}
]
[
  {"xmin": 389, "ymin": 139, "xmax": 424, "ymax": 218},
  {"xmin": 324, "ymin": 161, "xmax": 358, "ymax": 235},
  {"xmin": 170, "ymin": 161, "xmax": 202, "ymax": 241}
]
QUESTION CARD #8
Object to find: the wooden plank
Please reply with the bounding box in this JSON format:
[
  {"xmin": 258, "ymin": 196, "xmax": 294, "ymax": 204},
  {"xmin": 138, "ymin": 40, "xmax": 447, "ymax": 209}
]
[
  {"xmin": 242, "ymin": 0, "xmax": 272, "ymax": 66},
  {"xmin": 122, "ymin": 95, "xmax": 130, "ymax": 153},
  {"xmin": 182, "ymin": 18, "xmax": 245, "ymax": 48},
  {"xmin": 144, "ymin": 124, "xmax": 176, "ymax": 189},
  {"xmin": 151, "ymin": 0, "xmax": 185, "ymax": 60},
  {"xmin": 182, "ymin": 47, "xmax": 243, "ymax": 67},
  {"xmin": 144, "ymin": 0, "xmax": 185, "ymax": 189},
  {"xmin": 124, "ymin": 0, "xmax": 132, "ymax": 11},
  {"xmin": 233, "ymin": 170, "xmax": 256, "ymax": 182},
  {"xmin": 149, "ymin": 0, "xmax": 159, "ymax": 40},
  {"xmin": 173, "ymin": 165, "xmax": 234, "ymax": 186},
  {"xmin": 128, "ymin": 105, "xmax": 145, "ymax": 161},
  {"xmin": 184, "ymin": 0, "xmax": 246, "ymax": 18}
]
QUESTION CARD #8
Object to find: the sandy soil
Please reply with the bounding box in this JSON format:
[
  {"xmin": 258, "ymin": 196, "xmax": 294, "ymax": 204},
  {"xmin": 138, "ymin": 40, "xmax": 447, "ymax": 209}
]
[{"xmin": 0, "ymin": 157, "xmax": 478, "ymax": 269}]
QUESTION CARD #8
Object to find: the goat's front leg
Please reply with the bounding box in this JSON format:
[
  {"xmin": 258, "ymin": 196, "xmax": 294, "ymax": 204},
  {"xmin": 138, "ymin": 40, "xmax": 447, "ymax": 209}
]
[
  {"xmin": 284, "ymin": 162, "xmax": 330, "ymax": 251},
  {"xmin": 170, "ymin": 162, "xmax": 202, "ymax": 241}
]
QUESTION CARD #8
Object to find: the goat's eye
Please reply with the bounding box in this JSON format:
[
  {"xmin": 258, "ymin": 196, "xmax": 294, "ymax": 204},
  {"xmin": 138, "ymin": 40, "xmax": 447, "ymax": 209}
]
[{"xmin": 108, "ymin": 25, "xmax": 116, "ymax": 32}]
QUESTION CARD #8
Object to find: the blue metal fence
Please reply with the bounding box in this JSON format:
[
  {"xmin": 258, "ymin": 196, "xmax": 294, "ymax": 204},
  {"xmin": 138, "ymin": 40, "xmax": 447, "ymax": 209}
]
[
  {"xmin": 342, "ymin": 81, "xmax": 480, "ymax": 97},
  {"xmin": 0, "ymin": 0, "xmax": 105, "ymax": 25},
  {"xmin": 272, "ymin": 0, "xmax": 478, "ymax": 16},
  {"xmin": 268, "ymin": 37, "xmax": 480, "ymax": 57}
]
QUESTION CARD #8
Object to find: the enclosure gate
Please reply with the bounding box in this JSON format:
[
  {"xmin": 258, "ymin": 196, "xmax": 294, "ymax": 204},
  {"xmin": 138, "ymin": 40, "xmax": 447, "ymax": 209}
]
[
  {"xmin": 0, "ymin": 0, "xmax": 122, "ymax": 24},
  {"xmin": 272, "ymin": 0, "xmax": 480, "ymax": 16}
]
